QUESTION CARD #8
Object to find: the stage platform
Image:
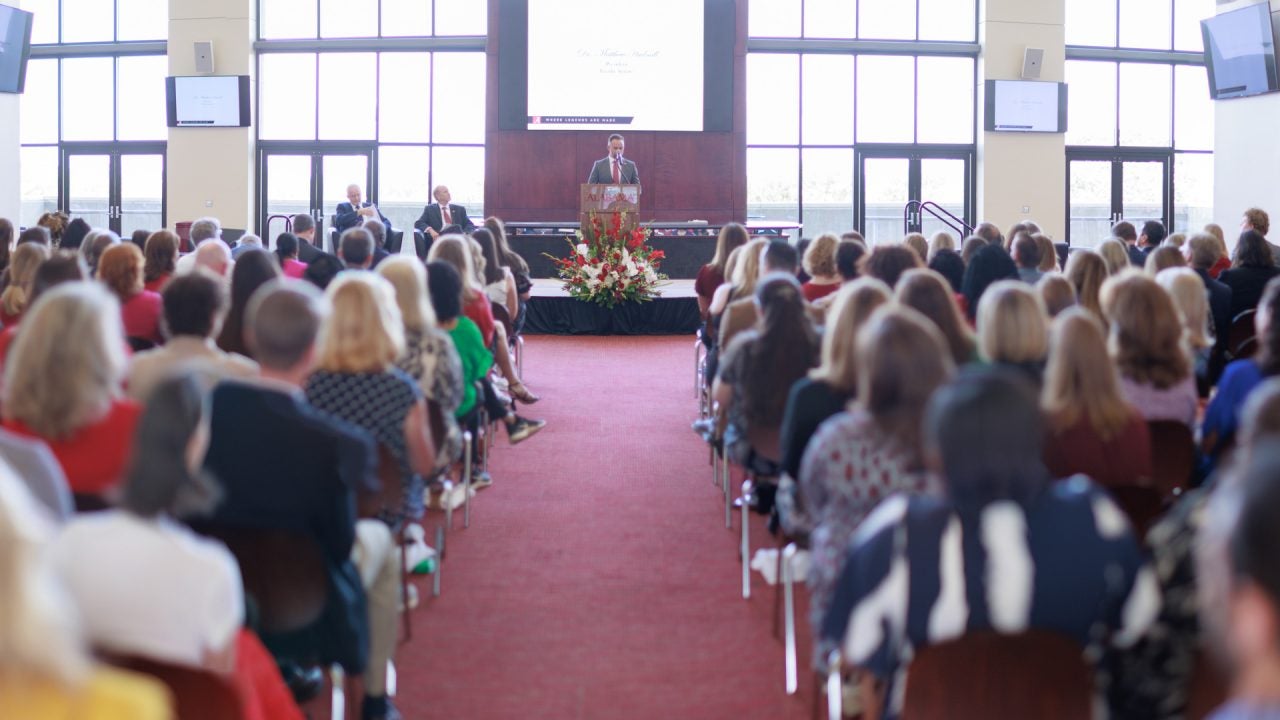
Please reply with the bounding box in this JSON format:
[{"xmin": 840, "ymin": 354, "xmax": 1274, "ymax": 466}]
[{"xmin": 523, "ymin": 279, "xmax": 701, "ymax": 336}]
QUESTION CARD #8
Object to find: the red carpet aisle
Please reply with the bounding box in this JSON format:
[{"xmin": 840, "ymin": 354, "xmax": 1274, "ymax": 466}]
[{"xmin": 395, "ymin": 336, "xmax": 814, "ymax": 719}]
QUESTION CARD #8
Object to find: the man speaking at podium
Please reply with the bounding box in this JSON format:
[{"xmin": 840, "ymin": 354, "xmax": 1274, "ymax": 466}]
[{"xmin": 587, "ymin": 134, "xmax": 640, "ymax": 186}]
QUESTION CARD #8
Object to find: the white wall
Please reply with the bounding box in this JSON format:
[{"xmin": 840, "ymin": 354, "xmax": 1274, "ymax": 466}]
[
  {"xmin": 1213, "ymin": 0, "xmax": 1280, "ymax": 238},
  {"xmin": 0, "ymin": 93, "xmax": 18, "ymax": 223}
]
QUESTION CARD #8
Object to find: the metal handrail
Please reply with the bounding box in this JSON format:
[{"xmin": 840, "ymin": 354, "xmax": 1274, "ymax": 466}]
[{"xmin": 903, "ymin": 200, "xmax": 973, "ymax": 238}]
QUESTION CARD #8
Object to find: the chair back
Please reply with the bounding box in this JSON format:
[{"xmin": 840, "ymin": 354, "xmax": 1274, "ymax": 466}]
[
  {"xmin": 104, "ymin": 654, "xmax": 247, "ymax": 720},
  {"xmin": 1148, "ymin": 420, "xmax": 1195, "ymax": 496},
  {"xmin": 1228, "ymin": 309, "xmax": 1258, "ymax": 361},
  {"xmin": 900, "ymin": 630, "xmax": 1092, "ymax": 720},
  {"xmin": 202, "ymin": 526, "xmax": 328, "ymax": 635},
  {"xmin": 1107, "ymin": 484, "xmax": 1166, "ymax": 537}
]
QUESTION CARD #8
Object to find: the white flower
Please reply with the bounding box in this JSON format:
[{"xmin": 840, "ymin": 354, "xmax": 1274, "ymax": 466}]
[
  {"xmin": 576, "ymin": 243, "xmax": 589, "ymax": 256},
  {"xmin": 624, "ymin": 259, "xmax": 638, "ymax": 276},
  {"xmin": 583, "ymin": 264, "xmax": 602, "ymax": 280}
]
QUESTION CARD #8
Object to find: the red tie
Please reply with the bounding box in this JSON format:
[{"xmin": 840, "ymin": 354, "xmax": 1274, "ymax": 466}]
[
  {"xmin": 612, "ymin": 158, "xmax": 621, "ymax": 184},
  {"xmin": 442, "ymin": 205, "xmax": 452, "ymax": 225}
]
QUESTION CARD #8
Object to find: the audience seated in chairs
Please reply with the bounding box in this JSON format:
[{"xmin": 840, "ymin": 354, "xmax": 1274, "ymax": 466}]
[
  {"xmin": 2, "ymin": 282, "xmax": 140, "ymax": 504},
  {"xmin": 428, "ymin": 235, "xmax": 539, "ymax": 404},
  {"xmin": 128, "ymin": 271, "xmax": 259, "ymax": 403},
  {"xmin": 217, "ymin": 248, "xmax": 282, "ymax": 359},
  {"xmin": 1203, "ymin": 277, "xmax": 1280, "ymax": 463},
  {"xmin": 99, "ymin": 243, "xmax": 165, "ymax": 347},
  {"xmin": 143, "ymin": 229, "xmax": 179, "ymax": 293},
  {"xmin": 424, "ymin": 261, "xmax": 544, "ymax": 483},
  {"xmin": 303, "ymin": 272, "xmax": 436, "ymax": 526},
  {"xmin": 775, "ymin": 279, "xmax": 891, "ymax": 539},
  {"xmin": 1041, "ymin": 309, "xmax": 1152, "ymax": 488},
  {"xmin": 895, "ymin": 268, "xmax": 977, "ymax": 367},
  {"xmin": 472, "ymin": 227, "xmax": 519, "ymax": 324},
  {"xmin": 0, "ymin": 464, "xmax": 172, "ymax": 719},
  {"xmin": 0, "ymin": 241, "xmax": 50, "ymax": 327},
  {"xmin": 800, "ymin": 233, "xmax": 842, "ymax": 303},
  {"xmin": 976, "ymin": 280, "xmax": 1049, "ymax": 385},
  {"xmin": 696, "ymin": 222, "xmax": 749, "ymax": 319},
  {"xmin": 702, "ymin": 240, "xmax": 758, "ymax": 386},
  {"xmin": 1065, "ymin": 249, "xmax": 1109, "ymax": 320},
  {"xmin": 1221, "ymin": 229, "xmax": 1280, "ymax": 320},
  {"xmin": 822, "ymin": 369, "xmax": 1159, "ymax": 720},
  {"xmin": 49, "ymin": 374, "xmax": 302, "ymax": 719},
  {"xmin": 1102, "ymin": 272, "xmax": 1199, "ymax": 426},
  {"xmin": 1037, "ymin": 273, "xmax": 1077, "ymax": 318},
  {"xmin": 484, "ymin": 217, "xmax": 534, "ymax": 333},
  {"xmin": 799, "ymin": 306, "xmax": 953, "ymax": 651},
  {"xmin": 1158, "ymin": 266, "xmax": 1217, "ymax": 394},
  {"xmin": 961, "ymin": 243, "xmax": 1019, "ymax": 322},
  {"xmin": 378, "ymin": 257, "xmax": 466, "ymax": 480},
  {"xmin": 835, "ymin": 237, "xmax": 867, "ymax": 285},
  {"xmin": 0, "ymin": 253, "xmax": 88, "ymax": 374},
  {"xmin": 274, "ymin": 232, "xmax": 309, "ymax": 279},
  {"xmin": 720, "ymin": 241, "xmax": 799, "ymax": 353},
  {"xmin": 860, "ymin": 243, "xmax": 921, "ymax": 291},
  {"xmin": 201, "ymin": 279, "xmax": 404, "ymax": 720}
]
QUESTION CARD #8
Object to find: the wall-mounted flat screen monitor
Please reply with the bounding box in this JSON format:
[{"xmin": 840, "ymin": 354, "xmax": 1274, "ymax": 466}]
[
  {"xmin": 1202, "ymin": 2, "xmax": 1280, "ymax": 100},
  {"xmin": 984, "ymin": 79, "xmax": 1068, "ymax": 133},
  {"xmin": 0, "ymin": 2, "xmax": 33, "ymax": 94},
  {"xmin": 165, "ymin": 75, "xmax": 251, "ymax": 127}
]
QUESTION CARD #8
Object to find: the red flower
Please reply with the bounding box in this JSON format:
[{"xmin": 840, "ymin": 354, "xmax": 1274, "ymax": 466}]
[
  {"xmin": 651, "ymin": 250, "xmax": 666, "ymax": 260},
  {"xmin": 576, "ymin": 256, "xmax": 586, "ymax": 267}
]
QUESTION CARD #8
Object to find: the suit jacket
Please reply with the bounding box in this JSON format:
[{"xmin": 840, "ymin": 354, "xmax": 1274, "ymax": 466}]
[
  {"xmin": 1220, "ymin": 265, "xmax": 1280, "ymax": 319},
  {"xmin": 414, "ymin": 203, "xmax": 475, "ymax": 235},
  {"xmin": 1196, "ymin": 268, "xmax": 1234, "ymax": 384},
  {"xmin": 202, "ymin": 380, "xmax": 376, "ymax": 673},
  {"xmin": 297, "ymin": 236, "xmax": 325, "ymax": 263},
  {"xmin": 334, "ymin": 201, "xmax": 391, "ymax": 235},
  {"xmin": 588, "ymin": 156, "xmax": 640, "ymax": 185}
]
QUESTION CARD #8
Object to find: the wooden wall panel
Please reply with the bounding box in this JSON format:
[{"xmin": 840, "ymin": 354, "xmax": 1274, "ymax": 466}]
[{"xmin": 484, "ymin": 0, "xmax": 748, "ymax": 225}]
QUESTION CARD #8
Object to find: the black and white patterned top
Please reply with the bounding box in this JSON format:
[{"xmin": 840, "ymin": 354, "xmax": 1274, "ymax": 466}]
[
  {"xmin": 396, "ymin": 328, "xmax": 465, "ymax": 473},
  {"xmin": 305, "ymin": 368, "xmax": 424, "ymax": 521}
]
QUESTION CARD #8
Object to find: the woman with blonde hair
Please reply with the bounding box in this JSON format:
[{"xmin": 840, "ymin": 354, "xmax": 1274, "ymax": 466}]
[
  {"xmin": 928, "ymin": 231, "xmax": 956, "ymax": 262},
  {"xmin": 304, "ymin": 272, "xmax": 436, "ymax": 523},
  {"xmin": 1035, "ymin": 233, "xmax": 1059, "ymax": 273},
  {"xmin": 1101, "ymin": 272, "xmax": 1198, "ymax": 426},
  {"xmin": 1144, "ymin": 245, "xmax": 1186, "ymax": 275},
  {"xmin": 1098, "ymin": 238, "xmax": 1131, "ymax": 275},
  {"xmin": 0, "ymin": 241, "xmax": 49, "ymax": 327},
  {"xmin": 97, "ymin": 243, "xmax": 163, "ymax": 345},
  {"xmin": 697, "ymin": 222, "xmax": 749, "ymax": 317},
  {"xmin": 1037, "ymin": 274, "xmax": 1077, "ymax": 318},
  {"xmin": 0, "ymin": 466, "xmax": 170, "ymax": 719},
  {"xmin": 800, "ymin": 306, "xmax": 953, "ymax": 639},
  {"xmin": 1041, "ymin": 309, "xmax": 1152, "ymax": 487},
  {"xmin": 2, "ymin": 282, "xmax": 138, "ymax": 500},
  {"xmin": 428, "ymin": 234, "xmax": 538, "ymax": 403},
  {"xmin": 1065, "ymin": 249, "xmax": 1108, "ymax": 319},
  {"xmin": 1204, "ymin": 223, "xmax": 1231, "ymax": 278},
  {"xmin": 977, "ymin": 279, "xmax": 1050, "ymax": 382},
  {"xmin": 801, "ymin": 232, "xmax": 842, "ymax": 302},
  {"xmin": 896, "ymin": 268, "xmax": 977, "ymax": 366},
  {"xmin": 903, "ymin": 232, "xmax": 929, "ymax": 263},
  {"xmin": 378, "ymin": 256, "xmax": 465, "ymax": 477},
  {"xmin": 778, "ymin": 278, "xmax": 892, "ymax": 498},
  {"xmin": 1157, "ymin": 266, "xmax": 1214, "ymax": 389}
]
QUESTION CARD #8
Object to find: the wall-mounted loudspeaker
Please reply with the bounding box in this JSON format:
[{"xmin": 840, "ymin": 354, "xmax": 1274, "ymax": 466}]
[
  {"xmin": 194, "ymin": 41, "xmax": 215, "ymax": 74},
  {"xmin": 1021, "ymin": 47, "xmax": 1044, "ymax": 80}
]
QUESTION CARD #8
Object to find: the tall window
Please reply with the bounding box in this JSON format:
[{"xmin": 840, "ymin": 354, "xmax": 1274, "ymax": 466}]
[
  {"xmin": 746, "ymin": 0, "xmax": 977, "ymax": 241},
  {"xmin": 1064, "ymin": 0, "xmax": 1213, "ymax": 246},
  {"xmin": 256, "ymin": 0, "xmax": 486, "ymax": 235},
  {"xmin": 18, "ymin": 1, "xmax": 168, "ymax": 230}
]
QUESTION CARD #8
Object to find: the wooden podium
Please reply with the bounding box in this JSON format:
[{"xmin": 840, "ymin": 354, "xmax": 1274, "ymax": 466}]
[{"xmin": 580, "ymin": 183, "xmax": 640, "ymax": 239}]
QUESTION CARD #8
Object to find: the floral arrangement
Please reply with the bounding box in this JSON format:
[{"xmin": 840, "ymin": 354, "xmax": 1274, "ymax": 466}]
[{"xmin": 547, "ymin": 212, "xmax": 667, "ymax": 308}]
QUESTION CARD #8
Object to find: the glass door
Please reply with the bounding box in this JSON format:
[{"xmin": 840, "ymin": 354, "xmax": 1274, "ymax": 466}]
[
  {"xmin": 1066, "ymin": 151, "xmax": 1171, "ymax": 247},
  {"xmin": 856, "ymin": 148, "xmax": 974, "ymax": 244},
  {"xmin": 263, "ymin": 154, "xmax": 313, "ymax": 245},
  {"xmin": 64, "ymin": 146, "xmax": 167, "ymax": 236}
]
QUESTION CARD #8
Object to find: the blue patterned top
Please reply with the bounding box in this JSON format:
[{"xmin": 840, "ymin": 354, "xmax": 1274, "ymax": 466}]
[{"xmin": 305, "ymin": 368, "xmax": 424, "ymax": 522}]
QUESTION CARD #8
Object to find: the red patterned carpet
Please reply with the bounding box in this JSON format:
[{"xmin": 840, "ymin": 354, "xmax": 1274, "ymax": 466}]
[{"xmin": 393, "ymin": 335, "xmax": 814, "ymax": 719}]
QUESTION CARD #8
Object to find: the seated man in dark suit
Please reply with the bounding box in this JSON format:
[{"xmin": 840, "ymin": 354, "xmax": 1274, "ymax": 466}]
[
  {"xmin": 203, "ymin": 280, "xmax": 403, "ymax": 720},
  {"xmin": 1186, "ymin": 232, "xmax": 1234, "ymax": 384},
  {"xmin": 290, "ymin": 213, "xmax": 327, "ymax": 263},
  {"xmin": 414, "ymin": 185, "xmax": 475, "ymax": 243},
  {"xmin": 335, "ymin": 184, "xmax": 392, "ymax": 236}
]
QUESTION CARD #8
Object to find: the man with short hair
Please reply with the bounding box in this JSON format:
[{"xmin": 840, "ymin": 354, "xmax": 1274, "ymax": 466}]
[
  {"xmin": 1139, "ymin": 220, "xmax": 1167, "ymax": 252},
  {"xmin": 587, "ymin": 133, "xmax": 640, "ymax": 186},
  {"xmin": 230, "ymin": 233, "xmax": 263, "ymax": 260},
  {"xmin": 413, "ymin": 185, "xmax": 476, "ymax": 245},
  {"xmin": 17, "ymin": 226, "xmax": 51, "ymax": 246},
  {"xmin": 1112, "ymin": 220, "xmax": 1146, "ymax": 266},
  {"xmin": 175, "ymin": 216, "xmax": 223, "ymax": 274},
  {"xmin": 973, "ymin": 221, "xmax": 1003, "ymax": 247},
  {"xmin": 1012, "ymin": 233, "xmax": 1044, "ymax": 284},
  {"xmin": 127, "ymin": 271, "xmax": 258, "ymax": 402},
  {"xmin": 290, "ymin": 213, "xmax": 326, "ymax": 263},
  {"xmin": 362, "ymin": 219, "xmax": 391, "ymax": 268},
  {"xmin": 193, "ymin": 239, "xmax": 233, "ymax": 279},
  {"xmin": 1186, "ymin": 232, "xmax": 1233, "ymax": 382},
  {"xmin": 203, "ymin": 280, "xmax": 403, "ymax": 720},
  {"xmin": 334, "ymin": 184, "xmax": 391, "ymax": 237},
  {"xmin": 339, "ymin": 227, "xmax": 375, "ymax": 269}
]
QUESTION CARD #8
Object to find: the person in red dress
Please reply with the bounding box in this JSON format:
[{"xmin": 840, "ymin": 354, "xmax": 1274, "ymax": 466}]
[
  {"xmin": 98, "ymin": 243, "xmax": 164, "ymax": 346},
  {"xmin": 696, "ymin": 223, "xmax": 749, "ymax": 318},
  {"xmin": 2, "ymin": 282, "xmax": 140, "ymax": 501}
]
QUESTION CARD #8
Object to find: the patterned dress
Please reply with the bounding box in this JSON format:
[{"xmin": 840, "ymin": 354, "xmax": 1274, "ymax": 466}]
[
  {"xmin": 396, "ymin": 327, "xmax": 465, "ymax": 474},
  {"xmin": 798, "ymin": 409, "xmax": 938, "ymax": 640},
  {"xmin": 305, "ymin": 368, "xmax": 424, "ymax": 522}
]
